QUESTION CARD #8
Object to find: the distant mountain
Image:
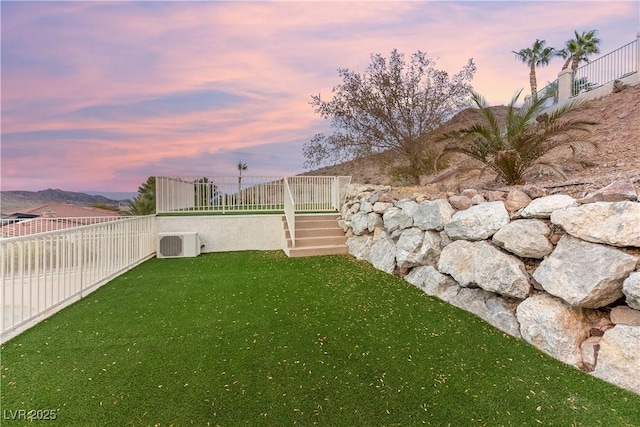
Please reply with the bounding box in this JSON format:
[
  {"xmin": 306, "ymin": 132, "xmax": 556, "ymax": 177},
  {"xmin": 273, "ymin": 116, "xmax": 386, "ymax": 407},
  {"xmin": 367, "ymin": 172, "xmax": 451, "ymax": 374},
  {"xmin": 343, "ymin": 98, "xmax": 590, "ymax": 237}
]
[
  {"xmin": 85, "ymin": 191, "xmax": 138, "ymax": 201},
  {"xmin": 1, "ymin": 189, "xmax": 122, "ymax": 215}
]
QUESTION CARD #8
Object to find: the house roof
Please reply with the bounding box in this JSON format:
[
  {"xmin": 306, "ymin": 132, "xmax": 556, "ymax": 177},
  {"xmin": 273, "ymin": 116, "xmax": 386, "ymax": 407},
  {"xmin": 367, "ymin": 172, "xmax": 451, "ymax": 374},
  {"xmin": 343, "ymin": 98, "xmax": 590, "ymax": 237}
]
[
  {"xmin": 1, "ymin": 204, "xmax": 122, "ymax": 237},
  {"xmin": 14, "ymin": 203, "xmax": 121, "ymax": 218}
]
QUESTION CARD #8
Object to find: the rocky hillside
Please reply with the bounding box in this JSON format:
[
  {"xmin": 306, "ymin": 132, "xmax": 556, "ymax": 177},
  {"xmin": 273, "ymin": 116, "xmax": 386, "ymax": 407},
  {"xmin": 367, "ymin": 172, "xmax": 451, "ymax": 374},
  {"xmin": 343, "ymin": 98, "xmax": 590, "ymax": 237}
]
[
  {"xmin": 308, "ymin": 83, "xmax": 640, "ymax": 198},
  {"xmin": 1, "ymin": 189, "xmax": 121, "ymax": 215}
]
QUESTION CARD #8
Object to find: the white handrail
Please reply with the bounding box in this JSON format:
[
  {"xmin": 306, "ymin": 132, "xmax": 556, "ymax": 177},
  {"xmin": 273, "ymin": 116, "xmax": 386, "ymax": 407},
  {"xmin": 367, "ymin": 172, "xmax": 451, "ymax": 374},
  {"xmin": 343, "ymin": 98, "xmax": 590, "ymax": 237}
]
[
  {"xmin": 1, "ymin": 215, "xmax": 156, "ymax": 343},
  {"xmin": 283, "ymin": 177, "xmax": 296, "ymax": 247},
  {"xmin": 156, "ymin": 175, "xmax": 351, "ymax": 214},
  {"xmin": 1, "ymin": 216, "xmax": 124, "ymax": 238}
]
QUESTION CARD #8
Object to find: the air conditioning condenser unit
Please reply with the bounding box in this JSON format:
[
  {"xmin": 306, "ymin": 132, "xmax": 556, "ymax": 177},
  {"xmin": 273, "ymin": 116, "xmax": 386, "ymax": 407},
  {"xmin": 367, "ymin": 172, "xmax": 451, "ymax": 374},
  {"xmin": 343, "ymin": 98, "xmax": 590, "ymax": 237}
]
[{"xmin": 157, "ymin": 232, "xmax": 202, "ymax": 258}]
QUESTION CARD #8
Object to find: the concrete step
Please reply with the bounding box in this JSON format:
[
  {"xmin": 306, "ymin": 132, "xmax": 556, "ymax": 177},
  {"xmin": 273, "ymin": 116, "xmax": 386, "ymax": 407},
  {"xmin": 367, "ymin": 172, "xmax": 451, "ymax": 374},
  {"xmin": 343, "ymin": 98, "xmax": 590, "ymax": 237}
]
[
  {"xmin": 282, "ymin": 214, "xmax": 348, "ymax": 258},
  {"xmin": 287, "ymin": 235, "xmax": 346, "ymax": 248},
  {"xmin": 287, "ymin": 244, "xmax": 349, "ymax": 258},
  {"xmin": 282, "ymin": 215, "xmax": 340, "ymax": 229},
  {"xmin": 285, "ymin": 227, "xmax": 344, "ymax": 239}
]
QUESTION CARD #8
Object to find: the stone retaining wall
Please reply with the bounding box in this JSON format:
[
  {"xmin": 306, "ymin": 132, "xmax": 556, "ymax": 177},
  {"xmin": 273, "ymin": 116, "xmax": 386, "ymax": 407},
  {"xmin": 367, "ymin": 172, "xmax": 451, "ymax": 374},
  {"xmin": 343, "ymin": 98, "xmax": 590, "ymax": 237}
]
[{"xmin": 339, "ymin": 180, "xmax": 640, "ymax": 395}]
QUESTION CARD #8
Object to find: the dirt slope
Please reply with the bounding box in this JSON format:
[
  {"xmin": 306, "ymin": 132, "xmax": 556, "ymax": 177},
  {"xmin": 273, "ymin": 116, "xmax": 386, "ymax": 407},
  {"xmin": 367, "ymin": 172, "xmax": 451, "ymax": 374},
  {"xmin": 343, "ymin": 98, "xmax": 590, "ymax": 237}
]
[{"xmin": 307, "ymin": 84, "xmax": 640, "ymax": 198}]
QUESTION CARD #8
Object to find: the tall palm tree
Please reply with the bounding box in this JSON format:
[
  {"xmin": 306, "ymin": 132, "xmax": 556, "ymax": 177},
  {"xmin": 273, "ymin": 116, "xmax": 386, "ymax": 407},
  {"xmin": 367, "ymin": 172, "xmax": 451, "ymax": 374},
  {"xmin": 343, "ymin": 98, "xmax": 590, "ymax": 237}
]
[
  {"xmin": 237, "ymin": 162, "xmax": 248, "ymax": 204},
  {"xmin": 513, "ymin": 39, "xmax": 556, "ymax": 102},
  {"xmin": 559, "ymin": 30, "xmax": 601, "ymax": 71},
  {"xmin": 435, "ymin": 90, "xmax": 597, "ymax": 185}
]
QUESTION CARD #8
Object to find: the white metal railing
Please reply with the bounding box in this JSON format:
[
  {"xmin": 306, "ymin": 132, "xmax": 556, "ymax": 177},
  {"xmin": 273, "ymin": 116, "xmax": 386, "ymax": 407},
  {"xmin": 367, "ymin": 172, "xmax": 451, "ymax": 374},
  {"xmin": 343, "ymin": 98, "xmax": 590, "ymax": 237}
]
[
  {"xmin": 333, "ymin": 176, "xmax": 352, "ymax": 210},
  {"xmin": 573, "ymin": 39, "xmax": 638, "ymax": 96},
  {"xmin": 522, "ymin": 79, "xmax": 559, "ymax": 111},
  {"xmin": 1, "ymin": 216, "xmax": 123, "ymax": 238},
  {"xmin": 283, "ymin": 178, "xmax": 296, "ymax": 247},
  {"xmin": 156, "ymin": 176, "xmax": 284, "ymax": 213},
  {"xmin": 156, "ymin": 175, "xmax": 351, "ymax": 214},
  {"xmin": 1, "ymin": 215, "xmax": 156, "ymax": 343}
]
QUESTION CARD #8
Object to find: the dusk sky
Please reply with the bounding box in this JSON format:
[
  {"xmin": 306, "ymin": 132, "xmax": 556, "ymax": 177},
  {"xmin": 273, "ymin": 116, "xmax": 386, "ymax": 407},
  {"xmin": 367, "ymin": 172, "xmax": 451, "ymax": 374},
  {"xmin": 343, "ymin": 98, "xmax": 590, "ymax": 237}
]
[{"xmin": 1, "ymin": 1, "xmax": 638, "ymax": 193}]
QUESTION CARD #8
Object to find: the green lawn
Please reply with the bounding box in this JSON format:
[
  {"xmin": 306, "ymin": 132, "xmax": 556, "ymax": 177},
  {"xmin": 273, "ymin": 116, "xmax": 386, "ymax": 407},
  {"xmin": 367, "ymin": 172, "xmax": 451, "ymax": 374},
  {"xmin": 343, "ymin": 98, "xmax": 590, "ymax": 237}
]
[{"xmin": 1, "ymin": 252, "xmax": 639, "ymax": 426}]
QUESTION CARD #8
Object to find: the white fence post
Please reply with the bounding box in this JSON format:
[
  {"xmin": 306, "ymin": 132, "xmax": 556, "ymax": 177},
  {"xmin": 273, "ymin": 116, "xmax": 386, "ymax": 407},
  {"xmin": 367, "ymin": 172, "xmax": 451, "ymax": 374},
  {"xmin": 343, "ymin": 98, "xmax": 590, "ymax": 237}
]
[
  {"xmin": 557, "ymin": 69, "xmax": 573, "ymax": 103},
  {"xmin": 636, "ymin": 32, "xmax": 640, "ymax": 83}
]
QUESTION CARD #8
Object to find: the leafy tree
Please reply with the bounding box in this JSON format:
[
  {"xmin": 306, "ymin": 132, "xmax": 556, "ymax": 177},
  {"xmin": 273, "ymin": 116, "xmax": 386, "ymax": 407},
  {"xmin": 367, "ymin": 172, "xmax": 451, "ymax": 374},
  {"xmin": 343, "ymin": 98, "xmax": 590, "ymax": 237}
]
[
  {"xmin": 513, "ymin": 39, "xmax": 556, "ymax": 102},
  {"xmin": 90, "ymin": 204, "xmax": 120, "ymax": 212},
  {"xmin": 542, "ymin": 80, "xmax": 559, "ymax": 103},
  {"xmin": 127, "ymin": 176, "xmax": 156, "ymax": 215},
  {"xmin": 435, "ymin": 90, "xmax": 597, "ymax": 185},
  {"xmin": 559, "ymin": 30, "xmax": 601, "ymax": 71},
  {"xmin": 194, "ymin": 177, "xmax": 220, "ymax": 208},
  {"xmin": 304, "ymin": 49, "xmax": 476, "ymax": 184},
  {"xmin": 572, "ymin": 76, "xmax": 597, "ymax": 96}
]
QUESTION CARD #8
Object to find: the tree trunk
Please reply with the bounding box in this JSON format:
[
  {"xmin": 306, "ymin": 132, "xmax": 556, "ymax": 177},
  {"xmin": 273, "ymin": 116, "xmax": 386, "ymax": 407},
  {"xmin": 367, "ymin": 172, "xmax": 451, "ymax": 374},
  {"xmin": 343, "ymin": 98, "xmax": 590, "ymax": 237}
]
[
  {"xmin": 529, "ymin": 62, "xmax": 538, "ymax": 102},
  {"xmin": 408, "ymin": 156, "xmax": 422, "ymax": 185},
  {"xmin": 571, "ymin": 56, "xmax": 580, "ymax": 71}
]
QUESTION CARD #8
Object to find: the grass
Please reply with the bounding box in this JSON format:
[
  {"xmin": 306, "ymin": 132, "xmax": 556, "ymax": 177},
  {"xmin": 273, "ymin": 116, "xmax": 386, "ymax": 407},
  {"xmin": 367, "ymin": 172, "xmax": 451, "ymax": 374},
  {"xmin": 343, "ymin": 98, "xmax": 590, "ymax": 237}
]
[{"xmin": 1, "ymin": 251, "xmax": 639, "ymax": 426}]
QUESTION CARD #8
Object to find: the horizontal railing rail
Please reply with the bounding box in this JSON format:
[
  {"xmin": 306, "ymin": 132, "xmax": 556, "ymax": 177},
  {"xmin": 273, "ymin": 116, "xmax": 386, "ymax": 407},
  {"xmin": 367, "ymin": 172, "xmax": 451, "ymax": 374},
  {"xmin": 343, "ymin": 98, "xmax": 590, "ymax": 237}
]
[
  {"xmin": 1, "ymin": 215, "xmax": 156, "ymax": 343},
  {"xmin": 156, "ymin": 175, "xmax": 351, "ymax": 214},
  {"xmin": 1, "ymin": 216, "xmax": 124, "ymax": 238},
  {"xmin": 573, "ymin": 39, "xmax": 638, "ymax": 96}
]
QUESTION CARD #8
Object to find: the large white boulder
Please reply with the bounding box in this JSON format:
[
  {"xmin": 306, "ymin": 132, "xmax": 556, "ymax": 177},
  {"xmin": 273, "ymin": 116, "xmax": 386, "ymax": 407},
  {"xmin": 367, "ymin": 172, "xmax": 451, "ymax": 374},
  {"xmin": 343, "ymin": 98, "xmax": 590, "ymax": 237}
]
[
  {"xmin": 368, "ymin": 234, "xmax": 396, "ymax": 274},
  {"xmin": 405, "ymin": 265, "xmax": 460, "ymax": 303},
  {"xmin": 351, "ymin": 212, "xmax": 369, "ymax": 235},
  {"xmin": 438, "ymin": 240, "xmax": 530, "ymax": 299},
  {"xmin": 533, "ymin": 235, "xmax": 637, "ymax": 308},
  {"xmin": 444, "ymin": 201, "xmax": 510, "ymax": 241},
  {"xmin": 592, "ymin": 325, "xmax": 640, "ymax": 395},
  {"xmin": 367, "ymin": 212, "xmax": 383, "ymax": 233},
  {"xmin": 449, "ymin": 287, "xmax": 522, "ymax": 338},
  {"xmin": 551, "ymin": 201, "xmax": 640, "ymax": 247},
  {"xmin": 383, "ymin": 207, "xmax": 413, "ymax": 234},
  {"xmin": 437, "ymin": 240, "xmax": 476, "ymax": 286},
  {"xmin": 492, "ymin": 219, "xmax": 553, "ymax": 259},
  {"xmin": 396, "ymin": 228, "xmax": 441, "ymax": 269},
  {"xmin": 412, "ymin": 199, "xmax": 455, "ymax": 231},
  {"xmin": 373, "ymin": 201, "xmax": 393, "ymax": 214},
  {"xmin": 346, "ymin": 235, "xmax": 374, "ymax": 260},
  {"xmin": 520, "ymin": 194, "xmax": 578, "ymax": 218},
  {"xmin": 516, "ymin": 293, "xmax": 601, "ymax": 365}
]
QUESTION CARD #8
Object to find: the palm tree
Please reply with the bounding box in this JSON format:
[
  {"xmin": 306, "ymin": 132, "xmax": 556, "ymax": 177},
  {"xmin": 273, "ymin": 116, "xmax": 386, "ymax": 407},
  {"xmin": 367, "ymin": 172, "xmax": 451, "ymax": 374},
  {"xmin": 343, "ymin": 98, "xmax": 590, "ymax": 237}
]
[
  {"xmin": 559, "ymin": 30, "xmax": 601, "ymax": 71},
  {"xmin": 513, "ymin": 39, "xmax": 556, "ymax": 102},
  {"xmin": 435, "ymin": 90, "xmax": 597, "ymax": 185},
  {"xmin": 126, "ymin": 176, "xmax": 156, "ymax": 215},
  {"xmin": 237, "ymin": 162, "xmax": 248, "ymax": 204}
]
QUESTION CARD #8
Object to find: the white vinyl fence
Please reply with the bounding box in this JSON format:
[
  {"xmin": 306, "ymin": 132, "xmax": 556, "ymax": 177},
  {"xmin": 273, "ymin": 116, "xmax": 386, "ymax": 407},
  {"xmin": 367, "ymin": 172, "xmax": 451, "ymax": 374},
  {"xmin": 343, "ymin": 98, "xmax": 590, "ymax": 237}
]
[
  {"xmin": 523, "ymin": 35, "xmax": 639, "ymax": 112},
  {"xmin": 573, "ymin": 39, "xmax": 638, "ymax": 96},
  {"xmin": 1, "ymin": 216, "xmax": 156, "ymax": 343},
  {"xmin": 156, "ymin": 175, "xmax": 351, "ymax": 214}
]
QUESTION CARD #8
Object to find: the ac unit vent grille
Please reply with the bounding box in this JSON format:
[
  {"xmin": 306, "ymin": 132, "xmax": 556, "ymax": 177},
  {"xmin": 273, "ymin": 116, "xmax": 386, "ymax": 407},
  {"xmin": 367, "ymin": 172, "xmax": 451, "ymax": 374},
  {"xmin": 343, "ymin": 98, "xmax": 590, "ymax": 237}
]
[
  {"xmin": 157, "ymin": 232, "xmax": 201, "ymax": 258},
  {"xmin": 159, "ymin": 235, "xmax": 183, "ymax": 257}
]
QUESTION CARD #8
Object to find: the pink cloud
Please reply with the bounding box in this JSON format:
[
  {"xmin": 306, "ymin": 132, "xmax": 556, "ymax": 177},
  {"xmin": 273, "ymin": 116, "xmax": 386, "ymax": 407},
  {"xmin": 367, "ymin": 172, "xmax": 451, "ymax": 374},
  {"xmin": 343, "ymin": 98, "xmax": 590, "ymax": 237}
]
[{"xmin": 1, "ymin": 1, "xmax": 637, "ymax": 192}]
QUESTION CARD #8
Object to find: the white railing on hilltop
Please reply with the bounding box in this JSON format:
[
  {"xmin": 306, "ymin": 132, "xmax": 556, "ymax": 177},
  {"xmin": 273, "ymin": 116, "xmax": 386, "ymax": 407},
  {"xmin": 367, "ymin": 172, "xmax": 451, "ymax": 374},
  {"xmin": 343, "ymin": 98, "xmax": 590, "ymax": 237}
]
[
  {"xmin": 522, "ymin": 36, "xmax": 639, "ymax": 112},
  {"xmin": 1, "ymin": 215, "xmax": 156, "ymax": 343},
  {"xmin": 573, "ymin": 39, "xmax": 638, "ymax": 96},
  {"xmin": 156, "ymin": 175, "xmax": 352, "ymax": 214},
  {"xmin": 522, "ymin": 78, "xmax": 559, "ymax": 111}
]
